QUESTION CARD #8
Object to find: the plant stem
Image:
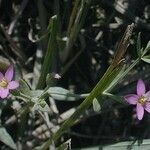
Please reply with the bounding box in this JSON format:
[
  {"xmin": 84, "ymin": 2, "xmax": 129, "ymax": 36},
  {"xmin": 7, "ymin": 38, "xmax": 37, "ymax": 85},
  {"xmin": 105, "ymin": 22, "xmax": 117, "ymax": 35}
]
[{"xmin": 36, "ymin": 16, "xmax": 58, "ymax": 89}]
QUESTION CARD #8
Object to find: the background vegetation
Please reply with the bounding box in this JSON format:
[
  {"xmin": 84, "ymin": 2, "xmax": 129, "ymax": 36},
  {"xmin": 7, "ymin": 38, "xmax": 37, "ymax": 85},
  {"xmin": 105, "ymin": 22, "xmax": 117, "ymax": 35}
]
[{"xmin": 0, "ymin": 0, "xmax": 150, "ymax": 149}]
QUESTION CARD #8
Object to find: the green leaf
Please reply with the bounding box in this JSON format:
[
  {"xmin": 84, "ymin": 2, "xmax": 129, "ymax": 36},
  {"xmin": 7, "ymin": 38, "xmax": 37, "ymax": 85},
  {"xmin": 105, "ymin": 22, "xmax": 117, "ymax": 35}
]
[
  {"xmin": 141, "ymin": 55, "xmax": 150, "ymax": 63},
  {"xmin": 11, "ymin": 79, "xmax": 31, "ymax": 101},
  {"xmin": 29, "ymin": 90, "xmax": 43, "ymax": 98},
  {"xmin": 104, "ymin": 59, "xmax": 140, "ymax": 93},
  {"xmin": 31, "ymin": 98, "xmax": 50, "ymax": 112},
  {"xmin": 12, "ymin": 79, "xmax": 31, "ymax": 97},
  {"xmin": 38, "ymin": 24, "xmax": 141, "ymax": 150},
  {"xmin": 47, "ymin": 87, "xmax": 80, "ymax": 101},
  {"xmin": 39, "ymin": 59, "xmax": 140, "ymax": 150},
  {"xmin": 103, "ymin": 63, "xmax": 125, "ymax": 92},
  {"xmin": 145, "ymin": 41, "xmax": 150, "ymax": 50},
  {"xmin": 46, "ymin": 73, "xmax": 61, "ymax": 86},
  {"xmin": 0, "ymin": 127, "xmax": 17, "ymax": 150},
  {"xmin": 142, "ymin": 41, "xmax": 150, "ymax": 56},
  {"xmin": 46, "ymin": 73, "xmax": 55, "ymax": 86},
  {"xmin": 0, "ymin": 101, "xmax": 7, "ymax": 116},
  {"xmin": 19, "ymin": 79, "xmax": 31, "ymax": 93},
  {"xmin": 32, "ymin": 102, "xmax": 50, "ymax": 112},
  {"xmin": 92, "ymin": 98, "xmax": 101, "ymax": 112},
  {"xmin": 36, "ymin": 15, "xmax": 58, "ymax": 89}
]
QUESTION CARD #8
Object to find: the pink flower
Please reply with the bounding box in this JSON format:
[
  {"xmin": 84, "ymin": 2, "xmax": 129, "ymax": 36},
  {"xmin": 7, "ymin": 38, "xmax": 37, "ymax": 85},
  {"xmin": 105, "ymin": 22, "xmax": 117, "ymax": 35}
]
[
  {"xmin": 124, "ymin": 79, "xmax": 150, "ymax": 120},
  {"xmin": 0, "ymin": 65, "xmax": 19, "ymax": 99}
]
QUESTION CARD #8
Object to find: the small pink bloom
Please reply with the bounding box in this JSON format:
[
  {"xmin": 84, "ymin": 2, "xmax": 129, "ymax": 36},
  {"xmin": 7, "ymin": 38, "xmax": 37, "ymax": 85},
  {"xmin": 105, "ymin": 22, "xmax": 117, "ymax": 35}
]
[
  {"xmin": 124, "ymin": 79, "xmax": 150, "ymax": 120},
  {"xmin": 0, "ymin": 65, "xmax": 19, "ymax": 99}
]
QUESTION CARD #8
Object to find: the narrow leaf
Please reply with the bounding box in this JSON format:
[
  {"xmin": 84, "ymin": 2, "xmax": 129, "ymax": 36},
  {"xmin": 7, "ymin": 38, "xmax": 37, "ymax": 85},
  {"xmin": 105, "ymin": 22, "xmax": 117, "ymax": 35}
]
[
  {"xmin": 31, "ymin": 98, "xmax": 50, "ymax": 112},
  {"xmin": 48, "ymin": 87, "xmax": 80, "ymax": 101},
  {"xmin": 143, "ymin": 41, "xmax": 150, "ymax": 56},
  {"xmin": 0, "ymin": 127, "xmax": 17, "ymax": 150},
  {"xmin": 38, "ymin": 25, "xmax": 139, "ymax": 150},
  {"xmin": 11, "ymin": 79, "xmax": 30, "ymax": 97},
  {"xmin": 36, "ymin": 15, "xmax": 58, "ymax": 89},
  {"xmin": 141, "ymin": 55, "xmax": 150, "ymax": 64},
  {"xmin": 103, "ymin": 61, "xmax": 125, "ymax": 92},
  {"xmin": 92, "ymin": 98, "xmax": 101, "ymax": 112},
  {"xmin": 145, "ymin": 41, "xmax": 150, "ymax": 50},
  {"xmin": 32, "ymin": 102, "xmax": 50, "ymax": 112},
  {"xmin": 105, "ymin": 58, "xmax": 139, "ymax": 93},
  {"xmin": 18, "ymin": 79, "xmax": 30, "ymax": 93},
  {"xmin": 29, "ymin": 90, "xmax": 43, "ymax": 98}
]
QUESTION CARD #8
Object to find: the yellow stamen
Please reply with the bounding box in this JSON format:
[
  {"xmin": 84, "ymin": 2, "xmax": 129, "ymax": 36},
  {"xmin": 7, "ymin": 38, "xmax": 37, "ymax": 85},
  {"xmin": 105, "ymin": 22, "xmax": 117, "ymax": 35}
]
[
  {"xmin": 138, "ymin": 96, "xmax": 147, "ymax": 105},
  {"xmin": 0, "ymin": 78, "xmax": 8, "ymax": 88}
]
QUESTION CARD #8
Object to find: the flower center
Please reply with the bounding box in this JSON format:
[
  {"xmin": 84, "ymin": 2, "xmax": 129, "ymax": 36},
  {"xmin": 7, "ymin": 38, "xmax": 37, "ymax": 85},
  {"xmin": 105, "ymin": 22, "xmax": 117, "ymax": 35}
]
[
  {"xmin": 138, "ymin": 96, "xmax": 147, "ymax": 105},
  {"xmin": 0, "ymin": 78, "xmax": 8, "ymax": 88}
]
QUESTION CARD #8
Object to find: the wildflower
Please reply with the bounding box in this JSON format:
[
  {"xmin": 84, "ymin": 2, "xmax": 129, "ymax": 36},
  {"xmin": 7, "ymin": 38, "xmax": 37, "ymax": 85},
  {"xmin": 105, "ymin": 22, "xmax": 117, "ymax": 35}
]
[
  {"xmin": 124, "ymin": 79, "xmax": 150, "ymax": 120},
  {"xmin": 0, "ymin": 65, "xmax": 19, "ymax": 99}
]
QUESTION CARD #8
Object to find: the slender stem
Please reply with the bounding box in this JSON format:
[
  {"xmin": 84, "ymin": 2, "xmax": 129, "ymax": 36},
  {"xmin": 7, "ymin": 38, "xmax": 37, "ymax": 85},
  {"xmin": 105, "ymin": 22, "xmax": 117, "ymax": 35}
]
[
  {"xmin": 36, "ymin": 16, "xmax": 57, "ymax": 89},
  {"xmin": 39, "ymin": 58, "xmax": 140, "ymax": 150},
  {"xmin": 106, "ymin": 58, "xmax": 140, "ymax": 92},
  {"xmin": 35, "ymin": 23, "xmax": 135, "ymax": 150},
  {"xmin": 40, "ymin": 65, "xmax": 115, "ymax": 150}
]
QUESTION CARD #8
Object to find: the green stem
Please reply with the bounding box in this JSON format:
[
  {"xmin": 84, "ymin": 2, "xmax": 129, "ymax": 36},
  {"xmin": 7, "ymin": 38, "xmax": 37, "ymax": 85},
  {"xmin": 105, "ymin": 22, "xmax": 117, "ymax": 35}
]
[
  {"xmin": 39, "ymin": 58, "xmax": 140, "ymax": 150},
  {"xmin": 36, "ymin": 16, "xmax": 58, "ymax": 89},
  {"xmin": 33, "ymin": 23, "xmax": 136, "ymax": 149},
  {"xmin": 40, "ymin": 65, "xmax": 115, "ymax": 150},
  {"xmin": 105, "ymin": 58, "xmax": 140, "ymax": 92}
]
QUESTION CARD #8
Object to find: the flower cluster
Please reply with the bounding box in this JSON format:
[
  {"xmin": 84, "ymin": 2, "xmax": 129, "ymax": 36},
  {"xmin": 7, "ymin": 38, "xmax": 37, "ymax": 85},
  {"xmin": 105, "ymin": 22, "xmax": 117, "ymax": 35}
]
[
  {"xmin": 124, "ymin": 79, "xmax": 150, "ymax": 120},
  {"xmin": 0, "ymin": 65, "xmax": 19, "ymax": 99}
]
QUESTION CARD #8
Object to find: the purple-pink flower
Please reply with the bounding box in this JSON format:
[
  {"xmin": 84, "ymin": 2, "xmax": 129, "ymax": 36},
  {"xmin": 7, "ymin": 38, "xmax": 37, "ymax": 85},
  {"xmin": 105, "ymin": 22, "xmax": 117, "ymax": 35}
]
[
  {"xmin": 0, "ymin": 65, "xmax": 19, "ymax": 99},
  {"xmin": 124, "ymin": 79, "xmax": 150, "ymax": 120}
]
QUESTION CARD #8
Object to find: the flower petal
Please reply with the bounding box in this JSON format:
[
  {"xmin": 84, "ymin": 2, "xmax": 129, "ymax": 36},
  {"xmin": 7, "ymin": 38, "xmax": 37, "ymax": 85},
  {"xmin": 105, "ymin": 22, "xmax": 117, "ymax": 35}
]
[
  {"xmin": 5, "ymin": 65, "xmax": 14, "ymax": 81},
  {"xmin": 124, "ymin": 94, "xmax": 138, "ymax": 105},
  {"xmin": 136, "ymin": 103, "xmax": 144, "ymax": 120},
  {"xmin": 144, "ymin": 102, "xmax": 150, "ymax": 113},
  {"xmin": 137, "ymin": 79, "xmax": 146, "ymax": 96},
  {"xmin": 0, "ymin": 88, "xmax": 9, "ymax": 99},
  {"xmin": 8, "ymin": 81, "xmax": 19, "ymax": 89},
  {"xmin": 145, "ymin": 91, "xmax": 150, "ymax": 101},
  {"xmin": 0, "ymin": 72, "xmax": 4, "ymax": 80}
]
